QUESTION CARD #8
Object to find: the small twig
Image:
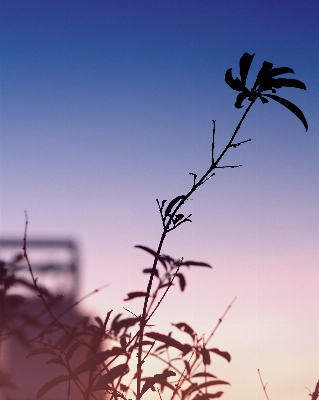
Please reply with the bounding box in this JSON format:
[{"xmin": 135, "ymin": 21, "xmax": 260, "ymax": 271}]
[
  {"xmin": 189, "ymin": 173, "xmax": 197, "ymax": 187},
  {"xmin": 142, "ymin": 340, "xmax": 156, "ymax": 363},
  {"xmin": 147, "ymin": 259, "xmax": 183, "ymax": 321},
  {"xmin": 205, "ymin": 297, "xmax": 237, "ymax": 346},
  {"xmin": 231, "ymin": 138, "xmax": 251, "ymax": 148},
  {"xmin": 157, "ymin": 386, "xmax": 164, "ymax": 400},
  {"xmin": 216, "ymin": 164, "xmax": 242, "ymax": 169},
  {"xmin": 211, "ymin": 120, "xmax": 216, "ymax": 164},
  {"xmin": 258, "ymin": 369, "xmax": 271, "ymax": 400}
]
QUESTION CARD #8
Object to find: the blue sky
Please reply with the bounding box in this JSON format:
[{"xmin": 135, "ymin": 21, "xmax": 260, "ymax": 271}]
[{"xmin": 1, "ymin": 1, "xmax": 319, "ymax": 399}]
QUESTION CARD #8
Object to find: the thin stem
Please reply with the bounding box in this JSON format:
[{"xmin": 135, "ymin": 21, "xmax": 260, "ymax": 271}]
[
  {"xmin": 211, "ymin": 120, "xmax": 216, "ymax": 164},
  {"xmin": 258, "ymin": 369, "xmax": 270, "ymax": 400},
  {"xmin": 137, "ymin": 229, "xmax": 167, "ymax": 399}
]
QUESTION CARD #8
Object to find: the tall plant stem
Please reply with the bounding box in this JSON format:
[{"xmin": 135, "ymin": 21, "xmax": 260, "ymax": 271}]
[
  {"xmin": 136, "ymin": 100, "xmax": 255, "ymax": 400},
  {"xmin": 136, "ymin": 229, "xmax": 167, "ymax": 399}
]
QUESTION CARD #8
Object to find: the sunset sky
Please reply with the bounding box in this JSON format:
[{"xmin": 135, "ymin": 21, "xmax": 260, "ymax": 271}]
[{"xmin": 1, "ymin": 1, "xmax": 319, "ymax": 399}]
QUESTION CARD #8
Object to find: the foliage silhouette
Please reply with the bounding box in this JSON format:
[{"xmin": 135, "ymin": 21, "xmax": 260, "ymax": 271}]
[{"xmin": 0, "ymin": 52, "xmax": 313, "ymax": 400}]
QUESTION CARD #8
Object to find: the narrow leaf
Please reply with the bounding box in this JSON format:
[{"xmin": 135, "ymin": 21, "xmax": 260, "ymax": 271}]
[
  {"xmin": 71, "ymin": 351, "xmax": 114, "ymax": 377},
  {"xmin": 253, "ymin": 60, "xmax": 273, "ymax": 90},
  {"xmin": 268, "ymin": 67, "xmax": 294, "ymax": 77},
  {"xmin": 235, "ymin": 92, "xmax": 249, "ymax": 108},
  {"xmin": 143, "ymin": 268, "xmax": 159, "ymax": 278},
  {"xmin": 172, "ymin": 322, "xmax": 195, "ymax": 338},
  {"xmin": 112, "ymin": 317, "xmax": 139, "ymax": 336},
  {"xmin": 36, "ymin": 375, "xmax": 69, "ymax": 399},
  {"xmin": 66, "ymin": 342, "xmax": 81, "ymax": 363},
  {"xmin": 180, "ymin": 260, "xmax": 212, "ymax": 269},
  {"xmin": 263, "ymin": 94, "xmax": 308, "ymax": 131},
  {"xmin": 225, "ymin": 69, "xmax": 243, "ymax": 91},
  {"xmin": 57, "ymin": 327, "xmax": 77, "ymax": 352},
  {"xmin": 128, "ymin": 340, "xmax": 154, "ymax": 353},
  {"xmin": 94, "ymin": 364, "xmax": 129, "ymax": 389},
  {"xmin": 271, "ymin": 78, "xmax": 306, "ymax": 90},
  {"xmin": 201, "ymin": 348, "xmax": 211, "ymax": 365},
  {"xmin": 47, "ymin": 357, "xmax": 66, "ymax": 367},
  {"xmin": 208, "ymin": 348, "xmax": 231, "ymax": 363},
  {"xmin": 141, "ymin": 372, "xmax": 176, "ymax": 397},
  {"xmin": 239, "ymin": 52, "xmax": 255, "ymax": 86},
  {"xmin": 145, "ymin": 332, "xmax": 191, "ymax": 354},
  {"xmin": 195, "ymin": 392, "xmax": 224, "ymax": 399},
  {"xmin": 164, "ymin": 195, "xmax": 185, "ymax": 217},
  {"xmin": 135, "ymin": 245, "xmax": 168, "ymax": 270},
  {"xmin": 176, "ymin": 273, "xmax": 186, "ymax": 291},
  {"xmin": 192, "ymin": 372, "xmax": 217, "ymax": 379},
  {"xmin": 124, "ymin": 292, "xmax": 147, "ymax": 301}
]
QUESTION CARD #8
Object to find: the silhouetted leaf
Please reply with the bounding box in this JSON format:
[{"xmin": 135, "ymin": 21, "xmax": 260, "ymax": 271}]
[
  {"xmin": 208, "ymin": 348, "xmax": 231, "ymax": 363},
  {"xmin": 66, "ymin": 342, "xmax": 81, "ymax": 362},
  {"xmin": 180, "ymin": 260, "xmax": 212, "ymax": 269},
  {"xmin": 183, "ymin": 380, "xmax": 229, "ymax": 398},
  {"xmin": 124, "ymin": 292, "xmax": 147, "ymax": 301},
  {"xmin": 143, "ymin": 268, "xmax": 159, "ymax": 278},
  {"xmin": 128, "ymin": 340, "xmax": 154, "ymax": 353},
  {"xmin": 192, "ymin": 372, "xmax": 217, "ymax": 379},
  {"xmin": 271, "ymin": 78, "xmax": 306, "ymax": 90},
  {"xmin": 177, "ymin": 273, "xmax": 186, "ymax": 291},
  {"xmin": 145, "ymin": 332, "xmax": 191, "ymax": 354},
  {"xmin": 235, "ymin": 92, "xmax": 249, "ymax": 108},
  {"xmin": 195, "ymin": 392, "xmax": 224, "ymax": 399},
  {"xmin": 141, "ymin": 371, "xmax": 176, "ymax": 397},
  {"xmin": 172, "ymin": 322, "xmax": 195, "ymax": 338},
  {"xmin": 135, "ymin": 245, "xmax": 168, "ymax": 270},
  {"xmin": 47, "ymin": 357, "xmax": 65, "ymax": 366},
  {"xmin": 120, "ymin": 336, "xmax": 127, "ymax": 350},
  {"xmin": 260, "ymin": 96, "xmax": 269, "ymax": 104},
  {"xmin": 182, "ymin": 382, "xmax": 198, "ymax": 399},
  {"xmin": 111, "ymin": 313, "xmax": 122, "ymax": 332},
  {"xmin": 71, "ymin": 349, "xmax": 123, "ymax": 377},
  {"xmin": 57, "ymin": 327, "xmax": 77, "ymax": 352},
  {"xmin": 112, "ymin": 317, "xmax": 139, "ymax": 336},
  {"xmin": 27, "ymin": 348, "xmax": 56, "ymax": 358},
  {"xmin": 184, "ymin": 360, "xmax": 191, "ymax": 376},
  {"xmin": 253, "ymin": 61, "xmax": 273, "ymax": 90},
  {"xmin": 164, "ymin": 195, "xmax": 185, "ymax": 217},
  {"xmin": 201, "ymin": 348, "xmax": 211, "ymax": 365},
  {"xmin": 94, "ymin": 364, "xmax": 129, "ymax": 389},
  {"xmin": 268, "ymin": 67, "xmax": 294, "ymax": 77},
  {"xmin": 175, "ymin": 213, "xmax": 184, "ymax": 221},
  {"xmin": 263, "ymin": 94, "xmax": 308, "ymax": 131},
  {"xmin": 36, "ymin": 375, "xmax": 69, "ymax": 399},
  {"xmin": 225, "ymin": 69, "xmax": 242, "ymax": 91},
  {"xmin": 239, "ymin": 53, "xmax": 255, "ymax": 86}
]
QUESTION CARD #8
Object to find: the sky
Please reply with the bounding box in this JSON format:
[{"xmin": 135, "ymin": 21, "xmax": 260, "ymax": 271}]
[{"xmin": 1, "ymin": 0, "xmax": 319, "ymax": 399}]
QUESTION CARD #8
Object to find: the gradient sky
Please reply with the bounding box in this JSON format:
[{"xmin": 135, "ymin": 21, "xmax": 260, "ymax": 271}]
[{"xmin": 1, "ymin": 1, "xmax": 319, "ymax": 399}]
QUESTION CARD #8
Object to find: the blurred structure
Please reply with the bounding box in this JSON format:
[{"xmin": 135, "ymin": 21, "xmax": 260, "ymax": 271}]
[{"xmin": 0, "ymin": 238, "xmax": 104, "ymax": 400}]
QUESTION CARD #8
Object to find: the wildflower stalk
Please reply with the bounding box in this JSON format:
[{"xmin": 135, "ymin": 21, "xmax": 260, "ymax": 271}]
[{"xmin": 136, "ymin": 100, "xmax": 256, "ymax": 400}]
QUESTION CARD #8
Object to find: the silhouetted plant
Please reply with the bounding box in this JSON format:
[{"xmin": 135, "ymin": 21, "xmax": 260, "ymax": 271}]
[{"xmin": 1, "ymin": 53, "xmax": 311, "ymax": 400}]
